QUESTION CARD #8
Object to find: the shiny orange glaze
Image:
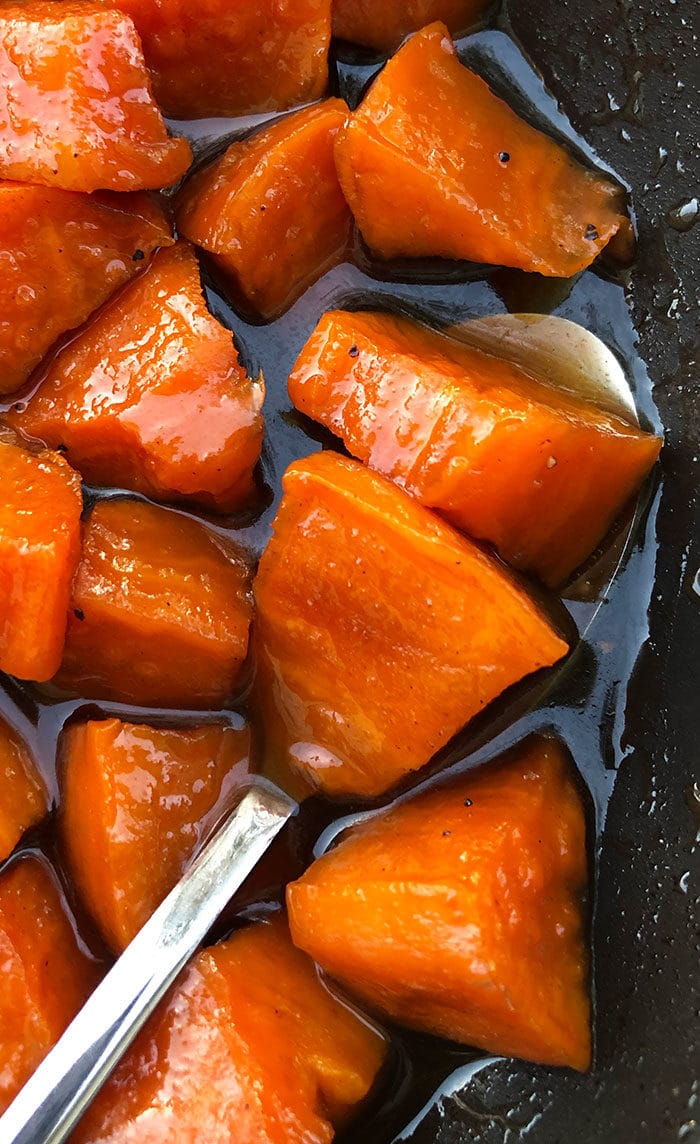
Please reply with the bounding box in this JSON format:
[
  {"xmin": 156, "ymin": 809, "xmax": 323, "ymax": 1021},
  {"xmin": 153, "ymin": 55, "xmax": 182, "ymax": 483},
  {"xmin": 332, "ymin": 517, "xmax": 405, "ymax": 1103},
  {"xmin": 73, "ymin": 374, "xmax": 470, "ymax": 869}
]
[
  {"xmin": 0, "ymin": 184, "xmax": 172, "ymax": 395},
  {"xmin": 335, "ymin": 23, "xmax": 630, "ymax": 275},
  {"xmin": 73, "ymin": 913, "xmax": 388, "ymax": 1143},
  {"xmin": 289, "ymin": 310, "xmax": 662, "ymax": 587},
  {"xmin": 54, "ymin": 498, "xmax": 253, "ymax": 708},
  {"xmin": 113, "ymin": 0, "xmax": 331, "ymax": 120},
  {"xmin": 0, "ymin": 432, "xmax": 82, "ymax": 682},
  {"xmin": 0, "ymin": 853, "xmax": 101, "ymax": 1113},
  {"xmin": 60, "ymin": 718, "xmax": 252, "ymax": 952},
  {"xmin": 0, "ymin": 2, "xmax": 192, "ymax": 192},
  {"xmin": 10, "ymin": 242, "xmax": 265, "ymax": 512},
  {"xmin": 0, "ymin": 717, "xmax": 47, "ymax": 861},
  {"xmin": 253, "ymin": 452, "xmax": 569, "ymax": 799},
  {"xmin": 177, "ymin": 100, "xmax": 353, "ymax": 320},
  {"xmin": 288, "ymin": 736, "xmax": 591, "ymax": 1070},
  {"xmin": 332, "ymin": 0, "xmax": 487, "ymax": 50}
]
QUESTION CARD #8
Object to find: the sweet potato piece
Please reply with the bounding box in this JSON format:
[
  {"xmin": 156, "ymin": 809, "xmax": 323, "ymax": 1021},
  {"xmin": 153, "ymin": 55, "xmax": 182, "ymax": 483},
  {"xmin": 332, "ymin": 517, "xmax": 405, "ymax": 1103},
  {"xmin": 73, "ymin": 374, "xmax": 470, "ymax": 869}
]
[
  {"xmin": 288, "ymin": 737, "xmax": 590, "ymax": 1069},
  {"xmin": 0, "ymin": 854, "xmax": 101, "ymax": 1113},
  {"xmin": 73, "ymin": 914, "xmax": 388, "ymax": 1144},
  {"xmin": 10, "ymin": 243, "xmax": 264, "ymax": 512},
  {"xmin": 54, "ymin": 499, "xmax": 253, "ymax": 708},
  {"xmin": 60, "ymin": 718, "xmax": 252, "ymax": 952},
  {"xmin": 0, "ymin": 433, "xmax": 82, "ymax": 682},
  {"xmin": 0, "ymin": 718, "xmax": 47, "ymax": 861},
  {"xmin": 289, "ymin": 310, "xmax": 662, "ymax": 587},
  {"xmin": 0, "ymin": 2, "xmax": 192, "ymax": 192},
  {"xmin": 253, "ymin": 452, "xmax": 568, "ymax": 799},
  {"xmin": 332, "ymin": 0, "xmax": 487, "ymax": 51},
  {"xmin": 177, "ymin": 101, "xmax": 352, "ymax": 320},
  {"xmin": 335, "ymin": 23, "xmax": 629, "ymax": 275},
  {"xmin": 113, "ymin": 0, "xmax": 331, "ymax": 120},
  {"xmin": 0, "ymin": 184, "xmax": 172, "ymax": 395}
]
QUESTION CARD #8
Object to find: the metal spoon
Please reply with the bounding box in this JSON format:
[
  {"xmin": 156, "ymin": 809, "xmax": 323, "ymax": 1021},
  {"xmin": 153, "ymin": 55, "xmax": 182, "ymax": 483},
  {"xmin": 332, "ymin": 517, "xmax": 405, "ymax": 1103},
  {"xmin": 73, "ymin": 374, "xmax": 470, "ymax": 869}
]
[{"xmin": 0, "ymin": 779, "xmax": 296, "ymax": 1144}]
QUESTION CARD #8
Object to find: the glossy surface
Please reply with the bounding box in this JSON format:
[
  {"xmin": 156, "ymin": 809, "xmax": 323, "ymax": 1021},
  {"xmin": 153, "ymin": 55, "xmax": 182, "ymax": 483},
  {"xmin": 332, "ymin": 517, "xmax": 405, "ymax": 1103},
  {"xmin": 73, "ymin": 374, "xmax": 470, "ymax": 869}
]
[
  {"xmin": 72, "ymin": 913, "xmax": 388, "ymax": 1143},
  {"xmin": 11, "ymin": 242, "xmax": 264, "ymax": 512},
  {"xmin": 0, "ymin": 185, "xmax": 172, "ymax": 396},
  {"xmin": 0, "ymin": 433, "xmax": 82, "ymax": 682},
  {"xmin": 60, "ymin": 718, "xmax": 252, "ymax": 953},
  {"xmin": 0, "ymin": 717, "xmax": 47, "ymax": 862},
  {"xmin": 289, "ymin": 309, "xmax": 662, "ymax": 587},
  {"xmin": 113, "ymin": 0, "xmax": 331, "ymax": 120},
  {"xmin": 332, "ymin": 0, "xmax": 488, "ymax": 51},
  {"xmin": 53, "ymin": 499, "xmax": 253, "ymax": 708},
  {"xmin": 177, "ymin": 100, "xmax": 353, "ymax": 320},
  {"xmin": 0, "ymin": 854, "xmax": 101, "ymax": 1114},
  {"xmin": 288, "ymin": 736, "xmax": 590, "ymax": 1069},
  {"xmin": 0, "ymin": 1, "xmax": 192, "ymax": 192},
  {"xmin": 335, "ymin": 23, "xmax": 630, "ymax": 274},
  {"xmin": 253, "ymin": 451, "xmax": 569, "ymax": 799}
]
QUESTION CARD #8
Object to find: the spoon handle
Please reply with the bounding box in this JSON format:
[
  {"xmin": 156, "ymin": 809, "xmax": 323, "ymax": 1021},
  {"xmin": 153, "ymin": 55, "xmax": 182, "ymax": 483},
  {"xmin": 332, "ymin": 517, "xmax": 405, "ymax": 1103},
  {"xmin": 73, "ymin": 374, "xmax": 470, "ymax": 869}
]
[{"xmin": 0, "ymin": 780, "xmax": 296, "ymax": 1144}]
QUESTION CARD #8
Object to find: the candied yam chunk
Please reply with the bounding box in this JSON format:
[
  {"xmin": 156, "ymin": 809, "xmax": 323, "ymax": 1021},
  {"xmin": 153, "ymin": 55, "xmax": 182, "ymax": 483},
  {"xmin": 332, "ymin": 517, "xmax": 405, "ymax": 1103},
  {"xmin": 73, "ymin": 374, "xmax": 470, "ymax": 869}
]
[
  {"xmin": 0, "ymin": 184, "xmax": 172, "ymax": 395},
  {"xmin": 73, "ymin": 914, "xmax": 388, "ymax": 1144},
  {"xmin": 332, "ymin": 0, "xmax": 487, "ymax": 51},
  {"xmin": 288, "ymin": 737, "xmax": 590, "ymax": 1069},
  {"xmin": 177, "ymin": 101, "xmax": 353, "ymax": 320},
  {"xmin": 0, "ymin": 854, "xmax": 101, "ymax": 1113},
  {"xmin": 335, "ymin": 23, "xmax": 630, "ymax": 275},
  {"xmin": 289, "ymin": 310, "xmax": 662, "ymax": 587},
  {"xmin": 53, "ymin": 499, "xmax": 253, "ymax": 708},
  {"xmin": 113, "ymin": 0, "xmax": 331, "ymax": 120},
  {"xmin": 253, "ymin": 452, "xmax": 569, "ymax": 799},
  {"xmin": 0, "ymin": 432, "xmax": 82, "ymax": 682},
  {"xmin": 0, "ymin": 1, "xmax": 192, "ymax": 192},
  {"xmin": 60, "ymin": 717, "xmax": 252, "ymax": 953},
  {"xmin": 10, "ymin": 242, "xmax": 264, "ymax": 512},
  {"xmin": 0, "ymin": 717, "xmax": 47, "ymax": 861}
]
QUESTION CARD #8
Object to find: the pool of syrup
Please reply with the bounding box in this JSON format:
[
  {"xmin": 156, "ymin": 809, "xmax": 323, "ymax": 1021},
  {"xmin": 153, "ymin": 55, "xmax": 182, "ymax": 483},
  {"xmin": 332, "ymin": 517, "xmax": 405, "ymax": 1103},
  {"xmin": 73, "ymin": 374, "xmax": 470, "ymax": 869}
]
[{"xmin": 0, "ymin": 19, "xmax": 670, "ymax": 1144}]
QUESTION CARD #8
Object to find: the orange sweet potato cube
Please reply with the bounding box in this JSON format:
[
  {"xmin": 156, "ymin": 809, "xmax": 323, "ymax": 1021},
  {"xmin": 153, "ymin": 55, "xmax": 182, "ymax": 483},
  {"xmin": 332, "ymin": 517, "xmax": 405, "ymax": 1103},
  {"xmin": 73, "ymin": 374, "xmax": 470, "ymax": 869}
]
[
  {"xmin": 54, "ymin": 498, "xmax": 253, "ymax": 708},
  {"xmin": 0, "ymin": 718, "xmax": 47, "ymax": 861},
  {"xmin": 0, "ymin": 1, "xmax": 191, "ymax": 192},
  {"xmin": 177, "ymin": 100, "xmax": 353, "ymax": 320},
  {"xmin": 73, "ymin": 914, "xmax": 388, "ymax": 1143},
  {"xmin": 253, "ymin": 452, "xmax": 569, "ymax": 798},
  {"xmin": 0, "ymin": 854, "xmax": 101, "ymax": 1113},
  {"xmin": 332, "ymin": 0, "xmax": 487, "ymax": 51},
  {"xmin": 60, "ymin": 717, "xmax": 252, "ymax": 953},
  {"xmin": 288, "ymin": 737, "xmax": 591, "ymax": 1070},
  {"xmin": 288, "ymin": 310, "xmax": 662, "ymax": 587},
  {"xmin": 0, "ymin": 432, "xmax": 83, "ymax": 682},
  {"xmin": 335, "ymin": 23, "xmax": 630, "ymax": 275},
  {"xmin": 0, "ymin": 184, "xmax": 172, "ymax": 395},
  {"xmin": 113, "ymin": 0, "xmax": 331, "ymax": 120},
  {"xmin": 10, "ymin": 242, "xmax": 264, "ymax": 512}
]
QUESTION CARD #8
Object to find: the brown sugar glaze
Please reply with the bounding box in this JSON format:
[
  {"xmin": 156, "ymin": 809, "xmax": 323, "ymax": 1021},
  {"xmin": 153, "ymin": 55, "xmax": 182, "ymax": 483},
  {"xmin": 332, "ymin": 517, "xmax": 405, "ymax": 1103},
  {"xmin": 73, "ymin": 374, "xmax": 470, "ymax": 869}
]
[{"xmin": 0, "ymin": 20, "xmax": 663, "ymax": 1144}]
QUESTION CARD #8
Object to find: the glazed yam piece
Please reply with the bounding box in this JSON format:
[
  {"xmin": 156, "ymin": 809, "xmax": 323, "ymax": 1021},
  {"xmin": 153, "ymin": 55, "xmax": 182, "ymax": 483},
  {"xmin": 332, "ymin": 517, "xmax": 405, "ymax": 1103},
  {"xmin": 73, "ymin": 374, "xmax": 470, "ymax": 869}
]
[
  {"xmin": 335, "ymin": 23, "xmax": 629, "ymax": 275},
  {"xmin": 0, "ymin": 1, "xmax": 192, "ymax": 192},
  {"xmin": 0, "ymin": 433, "xmax": 82, "ymax": 682},
  {"xmin": 253, "ymin": 452, "xmax": 569, "ymax": 799},
  {"xmin": 0, "ymin": 184, "xmax": 172, "ymax": 395},
  {"xmin": 0, "ymin": 854, "xmax": 101, "ymax": 1113},
  {"xmin": 10, "ymin": 242, "xmax": 265, "ymax": 512},
  {"xmin": 0, "ymin": 718, "xmax": 47, "ymax": 861},
  {"xmin": 114, "ymin": 0, "xmax": 331, "ymax": 120},
  {"xmin": 177, "ymin": 100, "xmax": 353, "ymax": 320},
  {"xmin": 332, "ymin": 0, "xmax": 488, "ymax": 51},
  {"xmin": 289, "ymin": 310, "xmax": 662, "ymax": 587},
  {"xmin": 288, "ymin": 737, "xmax": 590, "ymax": 1070},
  {"xmin": 60, "ymin": 718, "xmax": 252, "ymax": 953},
  {"xmin": 54, "ymin": 499, "xmax": 253, "ymax": 708},
  {"xmin": 73, "ymin": 914, "xmax": 388, "ymax": 1144}
]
